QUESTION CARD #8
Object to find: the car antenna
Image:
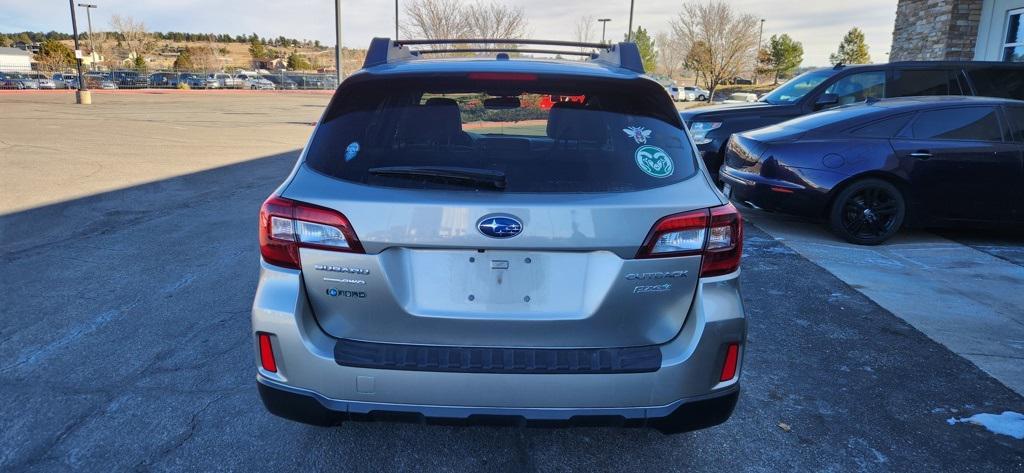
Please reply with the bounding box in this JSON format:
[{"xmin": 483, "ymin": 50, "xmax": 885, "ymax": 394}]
[{"xmin": 833, "ymin": 62, "xmax": 844, "ymax": 70}]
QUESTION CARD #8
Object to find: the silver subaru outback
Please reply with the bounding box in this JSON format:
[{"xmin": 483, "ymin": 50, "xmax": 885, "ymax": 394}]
[{"xmin": 252, "ymin": 38, "xmax": 746, "ymax": 434}]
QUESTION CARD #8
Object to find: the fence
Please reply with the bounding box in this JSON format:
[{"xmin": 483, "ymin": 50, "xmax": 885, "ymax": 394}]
[{"xmin": 0, "ymin": 63, "xmax": 338, "ymax": 91}]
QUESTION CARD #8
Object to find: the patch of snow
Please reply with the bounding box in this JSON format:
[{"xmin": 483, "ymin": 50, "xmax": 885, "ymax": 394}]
[{"xmin": 947, "ymin": 411, "xmax": 1024, "ymax": 440}]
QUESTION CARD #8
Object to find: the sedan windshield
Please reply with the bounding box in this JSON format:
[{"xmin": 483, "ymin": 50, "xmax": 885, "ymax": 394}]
[{"xmin": 760, "ymin": 69, "xmax": 835, "ymax": 105}]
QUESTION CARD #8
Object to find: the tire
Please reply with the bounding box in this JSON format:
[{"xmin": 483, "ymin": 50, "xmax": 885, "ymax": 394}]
[
  {"xmin": 698, "ymin": 94, "xmax": 706, "ymax": 101},
  {"xmin": 828, "ymin": 178, "xmax": 906, "ymax": 245}
]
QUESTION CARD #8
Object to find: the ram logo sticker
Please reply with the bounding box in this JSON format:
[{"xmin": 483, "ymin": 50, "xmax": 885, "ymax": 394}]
[{"xmin": 635, "ymin": 145, "xmax": 674, "ymax": 178}]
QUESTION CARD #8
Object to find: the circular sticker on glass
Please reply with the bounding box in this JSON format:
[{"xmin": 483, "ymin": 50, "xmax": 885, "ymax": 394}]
[{"xmin": 634, "ymin": 145, "xmax": 674, "ymax": 178}]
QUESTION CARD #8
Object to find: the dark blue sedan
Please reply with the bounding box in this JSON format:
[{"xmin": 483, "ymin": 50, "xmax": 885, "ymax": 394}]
[{"xmin": 720, "ymin": 96, "xmax": 1024, "ymax": 244}]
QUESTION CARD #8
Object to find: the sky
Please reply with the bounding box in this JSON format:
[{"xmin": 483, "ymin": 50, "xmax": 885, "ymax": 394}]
[{"xmin": 4, "ymin": 0, "xmax": 898, "ymax": 67}]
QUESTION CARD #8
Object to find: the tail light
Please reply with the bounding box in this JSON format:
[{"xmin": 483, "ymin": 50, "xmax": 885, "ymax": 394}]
[
  {"xmin": 636, "ymin": 203, "xmax": 743, "ymax": 277},
  {"xmin": 259, "ymin": 195, "xmax": 364, "ymax": 269}
]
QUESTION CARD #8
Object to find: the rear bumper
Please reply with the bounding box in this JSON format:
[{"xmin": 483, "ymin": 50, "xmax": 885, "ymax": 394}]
[
  {"xmin": 251, "ymin": 260, "xmax": 746, "ymax": 426},
  {"xmin": 258, "ymin": 377, "xmax": 739, "ymax": 431}
]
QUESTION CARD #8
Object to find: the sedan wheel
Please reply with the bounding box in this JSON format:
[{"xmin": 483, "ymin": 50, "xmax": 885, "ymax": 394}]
[{"xmin": 828, "ymin": 178, "xmax": 905, "ymax": 245}]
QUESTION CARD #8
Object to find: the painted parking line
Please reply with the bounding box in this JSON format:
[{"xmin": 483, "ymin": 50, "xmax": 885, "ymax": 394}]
[{"xmin": 742, "ymin": 208, "xmax": 1024, "ymax": 396}]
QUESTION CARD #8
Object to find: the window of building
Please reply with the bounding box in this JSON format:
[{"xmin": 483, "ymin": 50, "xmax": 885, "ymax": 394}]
[{"xmin": 1004, "ymin": 8, "xmax": 1024, "ymax": 62}]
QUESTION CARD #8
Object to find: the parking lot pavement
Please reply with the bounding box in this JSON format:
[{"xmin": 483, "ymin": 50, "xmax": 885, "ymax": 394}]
[
  {"xmin": 1, "ymin": 95, "xmax": 1023, "ymax": 471},
  {"xmin": 742, "ymin": 208, "xmax": 1024, "ymax": 397}
]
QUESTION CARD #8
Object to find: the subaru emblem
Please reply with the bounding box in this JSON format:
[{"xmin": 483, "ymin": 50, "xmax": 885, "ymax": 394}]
[{"xmin": 477, "ymin": 215, "xmax": 523, "ymax": 238}]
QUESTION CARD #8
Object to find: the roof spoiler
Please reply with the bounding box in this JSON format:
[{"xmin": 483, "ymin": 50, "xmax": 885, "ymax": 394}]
[{"xmin": 362, "ymin": 38, "xmax": 645, "ymax": 74}]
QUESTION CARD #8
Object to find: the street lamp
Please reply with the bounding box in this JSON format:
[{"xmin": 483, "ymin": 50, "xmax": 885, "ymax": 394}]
[
  {"xmin": 334, "ymin": 0, "xmax": 343, "ymax": 84},
  {"xmin": 77, "ymin": 3, "xmax": 97, "ymax": 70},
  {"xmin": 598, "ymin": 18, "xmax": 611, "ymax": 45},
  {"xmin": 68, "ymin": 0, "xmax": 89, "ymax": 103},
  {"xmin": 627, "ymin": 0, "xmax": 635, "ymax": 42}
]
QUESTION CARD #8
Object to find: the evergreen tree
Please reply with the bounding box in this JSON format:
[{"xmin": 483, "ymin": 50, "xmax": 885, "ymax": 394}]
[
  {"xmin": 829, "ymin": 27, "xmax": 870, "ymax": 65},
  {"xmin": 627, "ymin": 26, "xmax": 658, "ymax": 73},
  {"xmin": 759, "ymin": 34, "xmax": 804, "ymax": 84}
]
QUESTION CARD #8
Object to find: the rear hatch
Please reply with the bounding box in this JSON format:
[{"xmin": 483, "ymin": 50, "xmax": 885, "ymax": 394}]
[{"xmin": 274, "ymin": 71, "xmax": 729, "ymax": 349}]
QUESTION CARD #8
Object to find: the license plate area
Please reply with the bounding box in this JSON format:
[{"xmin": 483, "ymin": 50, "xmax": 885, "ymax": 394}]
[{"xmin": 402, "ymin": 249, "xmax": 617, "ymax": 320}]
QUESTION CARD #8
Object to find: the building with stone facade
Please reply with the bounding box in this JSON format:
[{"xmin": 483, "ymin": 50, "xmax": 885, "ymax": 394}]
[{"xmin": 891, "ymin": 0, "xmax": 1024, "ymax": 61}]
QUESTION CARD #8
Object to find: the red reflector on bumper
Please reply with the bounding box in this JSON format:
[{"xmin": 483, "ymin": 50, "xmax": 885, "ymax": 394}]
[
  {"xmin": 720, "ymin": 343, "xmax": 739, "ymax": 381},
  {"xmin": 259, "ymin": 333, "xmax": 277, "ymax": 373}
]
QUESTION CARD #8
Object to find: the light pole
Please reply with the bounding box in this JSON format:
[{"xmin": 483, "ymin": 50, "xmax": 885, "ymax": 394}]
[
  {"xmin": 68, "ymin": 0, "xmax": 89, "ymax": 104},
  {"xmin": 394, "ymin": 0, "xmax": 399, "ymax": 39},
  {"xmin": 598, "ymin": 18, "xmax": 611, "ymax": 45},
  {"xmin": 77, "ymin": 3, "xmax": 97, "ymax": 71},
  {"xmin": 627, "ymin": 0, "xmax": 635, "ymax": 42},
  {"xmin": 334, "ymin": 0, "xmax": 343, "ymax": 84}
]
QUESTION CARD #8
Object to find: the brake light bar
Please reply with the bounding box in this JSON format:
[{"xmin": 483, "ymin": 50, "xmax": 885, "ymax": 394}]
[
  {"xmin": 467, "ymin": 72, "xmax": 538, "ymax": 81},
  {"xmin": 636, "ymin": 203, "xmax": 743, "ymax": 277},
  {"xmin": 259, "ymin": 195, "xmax": 364, "ymax": 269}
]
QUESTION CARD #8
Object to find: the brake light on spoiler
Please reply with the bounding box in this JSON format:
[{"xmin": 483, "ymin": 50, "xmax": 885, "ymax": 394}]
[
  {"xmin": 259, "ymin": 196, "xmax": 364, "ymax": 269},
  {"xmin": 636, "ymin": 203, "xmax": 743, "ymax": 277}
]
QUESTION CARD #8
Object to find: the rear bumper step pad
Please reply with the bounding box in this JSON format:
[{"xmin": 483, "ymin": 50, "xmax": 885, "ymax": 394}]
[{"xmin": 334, "ymin": 338, "xmax": 661, "ymax": 374}]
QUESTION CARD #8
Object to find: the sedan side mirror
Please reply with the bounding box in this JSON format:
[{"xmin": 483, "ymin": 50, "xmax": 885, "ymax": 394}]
[{"xmin": 815, "ymin": 93, "xmax": 839, "ymax": 110}]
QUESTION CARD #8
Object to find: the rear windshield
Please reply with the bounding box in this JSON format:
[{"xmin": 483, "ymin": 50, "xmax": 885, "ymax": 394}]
[{"xmin": 304, "ymin": 74, "xmax": 696, "ymax": 193}]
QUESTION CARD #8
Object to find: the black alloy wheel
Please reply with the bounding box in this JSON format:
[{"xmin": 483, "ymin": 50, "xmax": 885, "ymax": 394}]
[{"xmin": 828, "ymin": 178, "xmax": 906, "ymax": 245}]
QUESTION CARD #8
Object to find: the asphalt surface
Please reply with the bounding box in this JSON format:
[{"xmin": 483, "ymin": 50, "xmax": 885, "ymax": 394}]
[{"xmin": 2, "ymin": 94, "xmax": 1023, "ymax": 471}]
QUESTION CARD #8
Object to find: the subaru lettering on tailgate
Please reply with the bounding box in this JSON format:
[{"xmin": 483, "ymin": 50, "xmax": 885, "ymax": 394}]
[{"xmin": 477, "ymin": 215, "xmax": 523, "ymax": 238}]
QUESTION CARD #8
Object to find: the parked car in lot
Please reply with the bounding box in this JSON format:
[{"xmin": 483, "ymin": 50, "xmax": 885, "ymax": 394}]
[
  {"xmin": 665, "ymin": 83, "xmax": 681, "ymax": 101},
  {"xmin": 111, "ymin": 70, "xmax": 149, "ymax": 88},
  {"xmin": 721, "ymin": 96, "xmax": 1024, "ymax": 244},
  {"xmin": 148, "ymin": 72, "xmax": 181, "ymax": 88},
  {"xmin": 286, "ymin": 74, "xmax": 327, "ymax": 89},
  {"xmin": 263, "ymin": 74, "xmax": 298, "ymax": 90},
  {"xmin": 179, "ymin": 73, "xmax": 219, "ymax": 89},
  {"xmin": 0, "ymin": 72, "xmax": 39, "ymax": 89},
  {"xmin": 683, "ymin": 61, "xmax": 1024, "ymax": 184},
  {"xmin": 236, "ymin": 72, "xmax": 275, "ymax": 90},
  {"xmin": 253, "ymin": 37, "xmax": 745, "ymax": 434},
  {"xmin": 682, "ymin": 86, "xmax": 709, "ymax": 101},
  {"xmin": 85, "ymin": 72, "xmax": 118, "ymax": 90},
  {"xmin": 26, "ymin": 72, "xmax": 56, "ymax": 89},
  {"xmin": 209, "ymin": 72, "xmax": 243, "ymax": 89},
  {"xmin": 52, "ymin": 72, "xmax": 79, "ymax": 89},
  {"xmin": 722, "ymin": 92, "xmax": 758, "ymax": 103}
]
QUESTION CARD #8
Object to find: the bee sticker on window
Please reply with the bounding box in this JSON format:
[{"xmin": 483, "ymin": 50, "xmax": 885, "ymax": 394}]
[
  {"xmin": 345, "ymin": 142, "xmax": 360, "ymax": 161},
  {"xmin": 635, "ymin": 145, "xmax": 674, "ymax": 178},
  {"xmin": 623, "ymin": 126, "xmax": 652, "ymax": 144}
]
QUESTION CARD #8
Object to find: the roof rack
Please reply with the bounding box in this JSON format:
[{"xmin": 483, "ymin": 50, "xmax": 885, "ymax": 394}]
[{"xmin": 362, "ymin": 37, "xmax": 645, "ymax": 74}]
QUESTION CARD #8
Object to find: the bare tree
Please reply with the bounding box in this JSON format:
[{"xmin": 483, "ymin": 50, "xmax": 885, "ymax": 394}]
[
  {"xmin": 401, "ymin": 0, "xmax": 471, "ymax": 40},
  {"xmin": 401, "ymin": 0, "xmax": 527, "ymax": 54},
  {"xmin": 573, "ymin": 16, "xmax": 597, "ymax": 54},
  {"xmin": 465, "ymin": 1, "xmax": 527, "ymax": 45},
  {"xmin": 109, "ymin": 15, "xmax": 152, "ymax": 59},
  {"xmin": 655, "ymin": 31, "xmax": 685, "ymax": 78},
  {"xmin": 670, "ymin": 1, "xmax": 759, "ymax": 99}
]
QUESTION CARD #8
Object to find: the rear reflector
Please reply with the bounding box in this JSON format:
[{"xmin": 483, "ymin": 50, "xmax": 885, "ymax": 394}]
[
  {"xmin": 636, "ymin": 203, "xmax": 743, "ymax": 277},
  {"xmin": 259, "ymin": 195, "xmax": 364, "ymax": 269},
  {"xmin": 258, "ymin": 332, "xmax": 277, "ymax": 373},
  {"xmin": 720, "ymin": 343, "xmax": 739, "ymax": 381}
]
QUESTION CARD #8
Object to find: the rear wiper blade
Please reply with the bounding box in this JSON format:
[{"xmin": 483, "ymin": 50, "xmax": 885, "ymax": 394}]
[{"xmin": 368, "ymin": 166, "xmax": 507, "ymax": 190}]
